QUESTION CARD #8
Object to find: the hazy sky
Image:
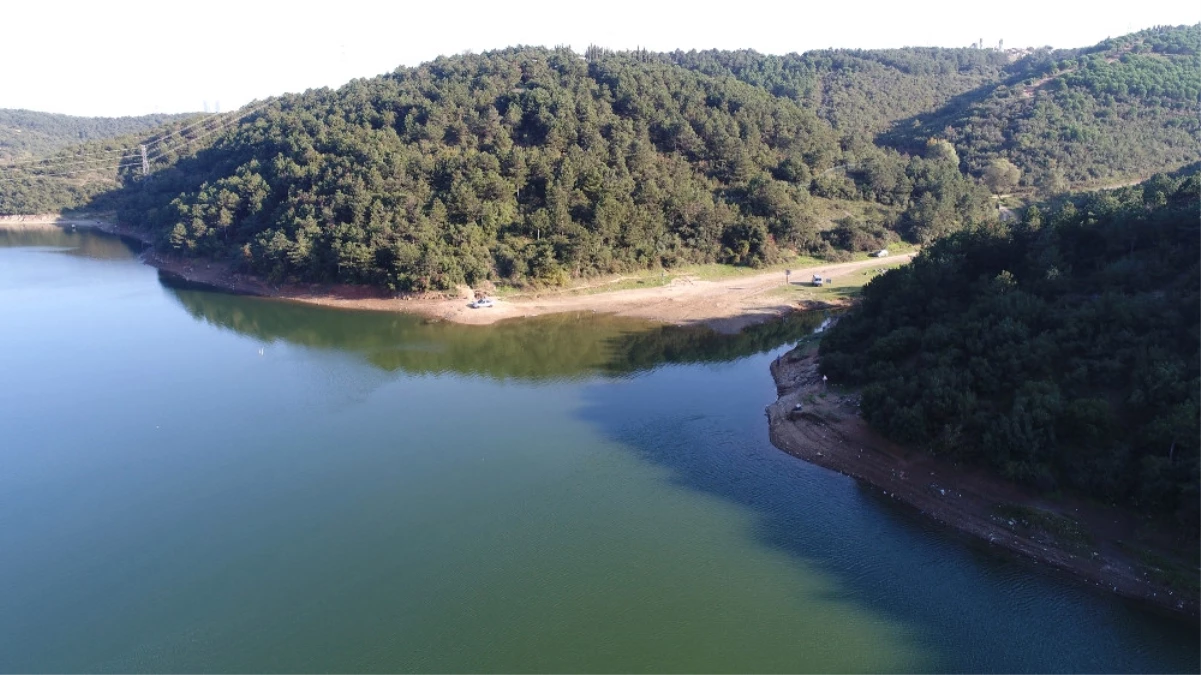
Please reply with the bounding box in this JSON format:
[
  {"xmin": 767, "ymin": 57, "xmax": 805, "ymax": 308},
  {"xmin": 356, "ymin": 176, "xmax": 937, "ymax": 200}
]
[{"xmin": 4, "ymin": 0, "xmax": 1196, "ymax": 117}]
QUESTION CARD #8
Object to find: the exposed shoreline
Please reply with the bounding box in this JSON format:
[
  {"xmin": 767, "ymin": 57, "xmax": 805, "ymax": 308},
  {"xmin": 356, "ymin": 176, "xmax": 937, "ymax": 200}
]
[
  {"xmin": 0, "ymin": 214, "xmax": 125, "ymax": 233},
  {"xmin": 767, "ymin": 348, "xmax": 1199, "ymax": 619},
  {"xmin": 1, "ymin": 214, "xmax": 906, "ymax": 333}
]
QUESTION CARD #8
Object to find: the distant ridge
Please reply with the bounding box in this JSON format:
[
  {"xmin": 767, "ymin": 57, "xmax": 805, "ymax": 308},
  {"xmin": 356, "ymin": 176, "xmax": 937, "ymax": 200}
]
[
  {"xmin": 1, "ymin": 26, "xmax": 1197, "ymax": 293},
  {"xmin": 0, "ymin": 109, "xmax": 198, "ymax": 162}
]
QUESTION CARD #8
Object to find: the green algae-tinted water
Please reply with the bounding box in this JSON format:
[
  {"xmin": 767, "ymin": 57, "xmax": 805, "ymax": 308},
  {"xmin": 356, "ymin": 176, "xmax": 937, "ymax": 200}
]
[{"xmin": 0, "ymin": 229, "xmax": 1196, "ymax": 673}]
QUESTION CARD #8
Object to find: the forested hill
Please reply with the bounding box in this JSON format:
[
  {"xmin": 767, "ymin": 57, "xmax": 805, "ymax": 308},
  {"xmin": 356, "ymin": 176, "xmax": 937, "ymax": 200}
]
[
  {"xmin": 819, "ymin": 169, "xmax": 1200, "ymax": 526},
  {"xmin": 1, "ymin": 28, "xmax": 1197, "ymax": 292},
  {"xmin": 91, "ymin": 46, "xmax": 993, "ymax": 291},
  {"xmin": 644, "ymin": 46, "xmax": 1013, "ymax": 139},
  {"xmin": 884, "ymin": 24, "xmax": 1201, "ymax": 191},
  {"xmin": 652, "ymin": 24, "xmax": 1200, "ymax": 194},
  {"xmin": 0, "ymin": 109, "xmax": 197, "ymax": 161}
]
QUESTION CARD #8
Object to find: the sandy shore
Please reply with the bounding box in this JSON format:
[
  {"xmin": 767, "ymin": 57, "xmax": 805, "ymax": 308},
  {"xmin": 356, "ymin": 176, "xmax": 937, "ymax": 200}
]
[
  {"xmin": 1, "ymin": 214, "xmax": 912, "ymax": 333},
  {"xmin": 262, "ymin": 254, "xmax": 903, "ymax": 333},
  {"xmin": 0, "ymin": 213, "xmax": 125, "ymax": 232},
  {"xmin": 767, "ymin": 348, "xmax": 1199, "ymax": 618},
  {"xmin": 145, "ymin": 251, "xmax": 911, "ymax": 333}
]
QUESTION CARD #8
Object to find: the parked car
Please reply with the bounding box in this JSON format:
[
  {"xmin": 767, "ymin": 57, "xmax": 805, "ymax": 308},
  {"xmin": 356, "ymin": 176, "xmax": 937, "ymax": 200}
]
[{"xmin": 469, "ymin": 297, "xmax": 495, "ymax": 309}]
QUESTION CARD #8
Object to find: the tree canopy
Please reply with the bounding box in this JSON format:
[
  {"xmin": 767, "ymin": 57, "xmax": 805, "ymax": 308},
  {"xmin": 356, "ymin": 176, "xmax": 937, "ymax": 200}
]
[
  {"xmin": 820, "ymin": 168, "xmax": 1201, "ymax": 526},
  {"xmin": 1, "ymin": 26, "xmax": 1197, "ymax": 292},
  {"xmin": 885, "ymin": 25, "xmax": 1201, "ymax": 192},
  {"xmin": 17, "ymin": 47, "xmax": 995, "ymax": 291},
  {"xmin": 0, "ymin": 109, "xmax": 197, "ymax": 162}
]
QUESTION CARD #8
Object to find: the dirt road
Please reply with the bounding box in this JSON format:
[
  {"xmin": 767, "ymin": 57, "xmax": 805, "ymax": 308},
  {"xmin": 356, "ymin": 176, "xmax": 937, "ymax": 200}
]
[
  {"xmin": 0, "ymin": 214, "xmax": 913, "ymax": 332},
  {"xmin": 289, "ymin": 253, "xmax": 915, "ymax": 332}
]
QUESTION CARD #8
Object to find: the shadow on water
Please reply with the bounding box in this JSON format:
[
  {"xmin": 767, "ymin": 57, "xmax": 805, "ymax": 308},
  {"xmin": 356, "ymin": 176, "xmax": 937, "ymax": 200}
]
[
  {"xmin": 0, "ymin": 227, "xmax": 144, "ymax": 260},
  {"xmin": 16, "ymin": 229, "xmax": 1197, "ymax": 671},
  {"xmin": 162, "ymin": 279, "xmax": 830, "ymax": 382},
  {"xmin": 5, "ymin": 227, "xmax": 828, "ymax": 383},
  {"xmin": 567, "ymin": 351, "xmax": 1201, "ymax": 673}
]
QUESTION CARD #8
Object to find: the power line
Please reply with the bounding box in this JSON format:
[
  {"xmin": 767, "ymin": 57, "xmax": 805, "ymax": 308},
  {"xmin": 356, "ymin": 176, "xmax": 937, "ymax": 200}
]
[
  {"xmin": 3, "ymin": 151, "xmax": 142, "ymax": 172},
  {"xmin": 141, "ymin": 110, "xmax": 227, "ymax": 147},
  {"xmin": 2, "ymin": 101, "xmax": 269, "ymax": 171},
  {"xmin": 0, "ymin": 161, "xmax": 141, "ymax": 183},
  {"xmin": 0, "ymin": 144, "xmax": 140, "ymax": 168},
  {"xmin": 142, "ymin": 100, "xmax": 271, "ymax": 153},
  {"xmin": 0, "ymin": 101, "xmax": 273, "ymax": 180},
  {"xmin": 144, "ymin": 100, "xmax": 273, "ymax": 162}
]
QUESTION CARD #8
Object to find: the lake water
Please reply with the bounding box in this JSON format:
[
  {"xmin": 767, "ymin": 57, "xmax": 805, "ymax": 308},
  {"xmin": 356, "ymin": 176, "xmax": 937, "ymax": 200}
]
[{"xmin": 1, "ymin": 229, "xmax": 1196, "ymax": 673}]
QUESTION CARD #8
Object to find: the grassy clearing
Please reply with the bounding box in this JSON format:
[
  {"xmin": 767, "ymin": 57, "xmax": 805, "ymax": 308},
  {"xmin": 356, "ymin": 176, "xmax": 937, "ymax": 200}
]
[
  {"xmin": 490, "ymin": 241, "xmax": 916, "ymax": 298},
  {"xmin": 993, "ymin": 504, "xmax": 1093, "ymax": 552},
  {"xmin": 552, "ymin": 274, "xmax": 673, "ymax": 296},
  {"xmin": 813, "ymin": 197, "xmax": 902, "ymax": 229},
  {"xmin": 1114, "ymin": 540, "xmax": 1201, "ymax": 596},
  {"xmin": 493, "ymin": 272, "xmax": 673, "ymax": 298},
  {"xmin": 762, "ymin": 261, "xmax": 905, "ymax": 304},
  {"xmin": 680, "ymin": 242, "xmax": 916, "ymax": 282}
]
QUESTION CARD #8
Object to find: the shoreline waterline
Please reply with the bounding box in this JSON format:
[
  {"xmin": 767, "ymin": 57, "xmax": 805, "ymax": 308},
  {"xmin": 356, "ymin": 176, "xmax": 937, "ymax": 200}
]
[
  {"xmin": 0, "ymin": 214, "xmax": 898, "ymax": 333},
  {"xmin": 766, "ymin": 349, "xmax": 1200, "ymax": 619},
  {"xmin": 3, "ymin": 230, "xmax": 1197, "ymax": 671}
]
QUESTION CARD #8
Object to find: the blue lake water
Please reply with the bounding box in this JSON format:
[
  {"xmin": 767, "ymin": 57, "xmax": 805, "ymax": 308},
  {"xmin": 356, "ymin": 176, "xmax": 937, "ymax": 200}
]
[{"xmin": 0, "ymin": 229, "xmax": 1196, "ymax": 672}]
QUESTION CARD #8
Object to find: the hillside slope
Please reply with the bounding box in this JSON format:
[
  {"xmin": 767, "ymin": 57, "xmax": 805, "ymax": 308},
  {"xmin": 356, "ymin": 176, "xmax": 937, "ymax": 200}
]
[
  {"xmin": 662, "ymin": 26, "xmax": 1200, "ymax": 193},
  {"xmin": 648, "ymin": 46, "xmax": 1013, "ymax": 138},
  {"xmin": 87, "ymin": 47, "xmax": 989, "ymax": 291},
  {"xmin": 2, "ymin": 28, "xmax": 1196, "ymax": 292},
  {"xmin": 883, "ymin": 25, "xmax": 1201, "ymax": 191},
  {"xmin": 0, "ymin": 109, "xmax": 197, "ymax": 162},
  {"xmin": 820, "ymin": 168, "xmax": 1200, "ymax": 525}
]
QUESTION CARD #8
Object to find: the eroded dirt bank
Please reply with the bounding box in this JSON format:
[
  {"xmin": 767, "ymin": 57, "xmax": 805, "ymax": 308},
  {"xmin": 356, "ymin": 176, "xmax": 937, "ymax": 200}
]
[{"xmin": 767, "ymin": 348, "xmax": 1199, "ymax": 618}]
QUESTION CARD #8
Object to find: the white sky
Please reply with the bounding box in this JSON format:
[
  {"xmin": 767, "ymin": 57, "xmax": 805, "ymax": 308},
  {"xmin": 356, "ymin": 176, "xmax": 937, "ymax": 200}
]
[{"xmin": 3, "ymin": 0, "xmax": 1197, "ymax": 117}]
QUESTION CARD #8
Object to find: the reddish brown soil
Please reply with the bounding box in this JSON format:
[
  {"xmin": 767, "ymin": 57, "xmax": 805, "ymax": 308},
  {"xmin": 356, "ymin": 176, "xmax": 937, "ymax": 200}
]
[{"xmin": 768, "ymin": 348, "xmax": 1199, "ymax": 618}]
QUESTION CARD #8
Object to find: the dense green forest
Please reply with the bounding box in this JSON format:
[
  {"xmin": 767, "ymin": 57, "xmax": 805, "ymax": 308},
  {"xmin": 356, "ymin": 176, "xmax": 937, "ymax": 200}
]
[
  {"xmin": 0, "ymin": 143, "xmax": 136, "ymax": 215},
  {"xmin": 638, "ymin": 25, "xmax": 1200, "ymax": 192},
  {"xmin": 0, "ymin": 26, "xmax": 1196, "ymax": 291},
  {"xmin": 0, "ymin": 112, "xmax": 209, "ymax": 214},
  {"xmin": 15, "ymin": 47, "xmax": 994, "ymax": 291},
  {"xmin": 885, "ymin": 25, "xmax": 1201, "ymax": 191},
  {"xmin": 0, "ymin": 135, "xmax": 144, "ymax": 214},
  {"xmin": 644, "ymin": 46, "xmax": 1013, "ymax": 139},
  {"xmin": 117, "ymin": 48, "xmax": 859, "ymax": 289},
  {"xmin": 0, "ymin": 109, "xmax": 196, "ymax": 162},
  {"xmin": 819, "ymin": 169, "xmax": 1200, "ymax": 525}
]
